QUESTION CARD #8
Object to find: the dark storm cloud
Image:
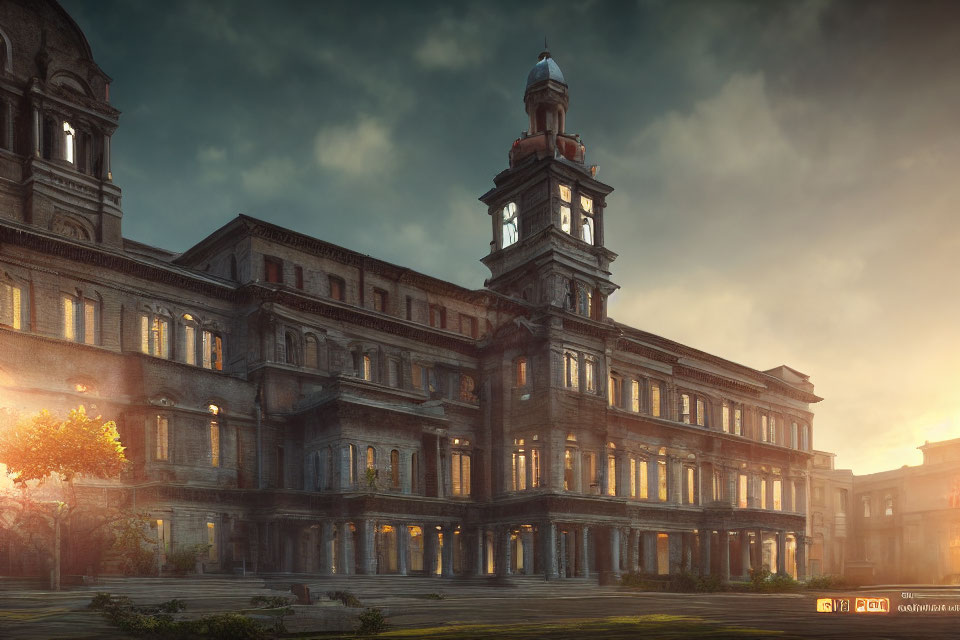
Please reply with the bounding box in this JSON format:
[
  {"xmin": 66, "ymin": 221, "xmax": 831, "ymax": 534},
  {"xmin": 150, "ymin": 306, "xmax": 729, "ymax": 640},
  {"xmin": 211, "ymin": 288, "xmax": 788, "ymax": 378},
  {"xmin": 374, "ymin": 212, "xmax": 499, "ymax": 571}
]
[{"xmin": 60, "ymin": 0, "xmax": 960, "ymax": 473}]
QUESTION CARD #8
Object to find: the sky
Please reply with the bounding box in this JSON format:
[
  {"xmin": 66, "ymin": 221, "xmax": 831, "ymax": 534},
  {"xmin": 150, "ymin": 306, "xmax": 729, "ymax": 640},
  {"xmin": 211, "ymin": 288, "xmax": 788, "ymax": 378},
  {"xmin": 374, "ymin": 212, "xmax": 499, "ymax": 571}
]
[{"xmin": 59, "ymin": 0, "xmax": 960, "ymax": 475}]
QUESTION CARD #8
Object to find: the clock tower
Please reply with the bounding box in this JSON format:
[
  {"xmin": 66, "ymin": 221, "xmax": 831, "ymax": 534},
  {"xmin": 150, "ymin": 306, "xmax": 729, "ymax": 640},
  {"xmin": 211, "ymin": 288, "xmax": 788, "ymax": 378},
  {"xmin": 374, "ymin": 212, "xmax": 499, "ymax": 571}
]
[{"xmin": 480, "ymin": 49, "xmax": 617, "ymax": 321}]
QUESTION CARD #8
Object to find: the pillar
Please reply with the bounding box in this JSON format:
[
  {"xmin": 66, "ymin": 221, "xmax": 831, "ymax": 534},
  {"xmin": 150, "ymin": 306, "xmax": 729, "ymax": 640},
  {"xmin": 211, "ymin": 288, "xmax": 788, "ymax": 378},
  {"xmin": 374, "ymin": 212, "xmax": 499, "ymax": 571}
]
[
  {"xmin": 682, "ymin": 532, "xmax": 693, "ymax": 571},
  {"xmin": 337, "ymin": 522, "xmax": 352, "ymax": 574},
  {"xmin": 629, "ymin": 529, "xmax": 640, "ymax": 573},
  {"xmin": 642, "ymin": 531, "xmax": 657, "ymax": 574},
  {"xmin": 578, "ymin": 526, "xmax": 589, "ymax": 577},
  {"xmin": 475, "ymin": 528, "xmax": 485, "ymax": 576},
  {"xmin": 320, "ymin": 521, "xmax": 334, "ymax": 575},
  {"xmin": 441, "ymin": 526, "xmax": 454, "ymax": 577},
  {"xmin": 558, "ymin": 528, "xmax": 568, "ymax": 578},
  {"xmin": 796, "ymin": 535, "xmax": 807, "ymax": 580},
  {"xmin": 753, "ymin": 528, "xmax": 763, "ymax": 571},
  {"xmin": 699, "ymin": 531, "xmax": 712, "ymax": 576},
  {"xmin": 522, "ymin": 527, "xmax": 534, "ymax": 575},
  {"xmin": 32, "ymin": 106, "xmax": 40, "ymax": 156},
  {"xmin": 497, "ymin": 527, "xmax": 512, "ymax": 577},
  {"xmin": 671, "ymin": 457, "xmax": 683, "ymax": 505},
  {"xmin": 776, "ymin": 530, "xmax": 786, "ymax": 575},
  {"xmin": 425, "ymin": 526, "xmax": 439, "ymax": 576},
  {"xmin": 739, "ymin": 531, "xmax": 751, "ymax": 578},
  {"xmin": 719, "ymin": 530, "xmax": 730, "ymax": 582},
  {"xmin": 358, "ymin": 520, "xmax": 376, "ymax": 575},
  {"xmin": 397, "ymin": 524, "xmax": 409, "ymax": 576},
  {"xmin": 668, "ymin": 533, "xmax": 682, "ymax": 575},
  {"xmin": 541, "ymin": 522, "xmax": 558, "ymax": 579},
  {"xmin": 609, "ymin": 527, "xmax": 621, "ymax": 575}
]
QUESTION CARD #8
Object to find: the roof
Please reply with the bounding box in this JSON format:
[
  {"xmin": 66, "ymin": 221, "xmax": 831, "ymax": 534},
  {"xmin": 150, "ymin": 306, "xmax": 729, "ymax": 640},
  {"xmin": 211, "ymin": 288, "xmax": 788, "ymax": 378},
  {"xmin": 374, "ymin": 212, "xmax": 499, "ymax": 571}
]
[{"xmin": 526, "ymin": 51, "xmax": 566, "ymax": 89}]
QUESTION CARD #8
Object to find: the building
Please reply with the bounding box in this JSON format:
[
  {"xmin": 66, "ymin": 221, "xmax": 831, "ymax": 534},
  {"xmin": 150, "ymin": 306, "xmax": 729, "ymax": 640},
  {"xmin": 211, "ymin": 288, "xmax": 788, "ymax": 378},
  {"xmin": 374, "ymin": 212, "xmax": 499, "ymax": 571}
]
[
  {"xmin": 0, "ymin": 1, "xmax": 820, "ymax": 581},
  {"xmin": 807, "ymin": 450, "xmax": 853, "ymax": 577}
]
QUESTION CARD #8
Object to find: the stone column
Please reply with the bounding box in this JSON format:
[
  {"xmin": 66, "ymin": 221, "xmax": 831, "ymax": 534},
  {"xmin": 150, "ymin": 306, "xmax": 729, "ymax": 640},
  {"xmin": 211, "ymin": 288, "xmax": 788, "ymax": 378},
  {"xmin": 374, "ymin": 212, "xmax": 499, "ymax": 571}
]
[
  {"xmin": 104, "ymin": 134, "xmax": 112, "ymax": 180},
  {"xmin": 522, "ymin": 527, "xmax": 534, "ymax": 575},
  {"xmin": 578, "ymin": 526, "xmax": 589, "ymax": 577},
  {"xmin": 754, "ymin": 528, "xmax": 764, "ymax": 571},
  {"xmin": 796, "ymin": 535, "xmax": 807, "ymax": 580},
  {"xmin": 699, "ymin": 531, "xmax": 712, "ymax": 576},
  {"xmin": 358, "ymin": 520, "xmax": 376, "ymax": 575},
  {"xmin": 541, "ymin": 522, "xmax": 558, "ymax": 579},
  {"xmin": 559, "ymin": 528, "xmax": 568, "ymax": 578},
  {"xmin": 441, "ymin": 526, "xmax": 454, "ymax": 577},
  {"xmin": 719, "ymin": 530, "xmax": 730, "ymax": 582},
  {"xmin": 425, "ymin": 526, "xmax": 439, "ymax": 576},
  {"xmin": 671, "ymin": 457, "xmax": 683, "ymax": 505},
  {"xmin": 475, "ymin": 528, "xmax": 485, "ymax": 576},
  {"xmin": 32, "ymin": 107, "xmax": 40, "ymax": 156},
  {"xmin": 497, "ymin": 527, "xmax": 512, "ymax": 577},
  {"xmin": 397, "ymin": 524, "xmax": 409, "ymax": 576},
  {"xmin": 337, "ymin": 522, "xmax": 353, "ymax": 575},
  {"xmin": 739, "ymin": 531, "xmax": 751, "ymax": 578},
  {"xmin": 629, "ymin": 529, "xmax": 640, "ymax": 573},
  {"xmin": 642, "ymin": 531, "xmax": 658, "ymax": 574},
  {"xmin": 682, "ymin": 532, "xmax": 693, "ymax": 571},
  {"xmin": 668, "ymin": 533, "xmax": 682, "ymax": 575},
  {"xmin": 776, "ymin": 531, "xmax": 787, "ymax": 575},
  {"xmin": 609, "ymin": 527, "xmax": 621, "ymax": 575},
  {"xmin": 320, "ymin": 521, "xmax": 335, "ymax": 575}
]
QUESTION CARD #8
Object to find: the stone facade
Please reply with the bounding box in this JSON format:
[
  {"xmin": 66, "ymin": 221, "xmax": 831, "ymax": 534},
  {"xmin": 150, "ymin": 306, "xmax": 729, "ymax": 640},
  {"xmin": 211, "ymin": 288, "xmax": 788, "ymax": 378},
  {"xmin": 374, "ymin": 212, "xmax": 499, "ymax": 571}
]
[
  {"xmin": 0, "ymin": 2, "xmax": 820, "ymax": 580},
  {"xmin": 812, "ymin": 439, "xmax": 960, "ymax": 584}
]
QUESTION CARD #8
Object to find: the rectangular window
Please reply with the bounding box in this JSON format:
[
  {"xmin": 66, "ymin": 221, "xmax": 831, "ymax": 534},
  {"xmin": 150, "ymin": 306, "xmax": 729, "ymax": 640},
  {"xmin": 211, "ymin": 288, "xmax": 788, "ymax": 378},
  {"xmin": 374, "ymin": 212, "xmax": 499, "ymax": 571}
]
[
  {"xmin": 559, "ymin": 184, "xmax": 572, "ymax": 234},
  {"xmin": 651, "ymin": 384, "xmax": 661, "ymax": 417},
  {"xmin": 761, "ymin": 479, "xmax": 768, "ymax": 509},
  {"xmin": 639, "ymin": 459, "xmax": 648, "ymax": 499},
  {"xmin": 264, "ymin": 257, "xmax": 283, "ymax": 284},
  {"xmin": 584, "ymin": 357, "xmax": 596, "ymax": 393},
  {"xmin": 686, "ymin": 467, "xmax": 695, "ymax": 504},
  {"xmin": 329, "ymin": 276, "xmax": 345, "ymax": 301},
  {"xmin": 722, "ymin": 404, "xmax": 730, "ymax": 433},
  {"xmin": 791, "ymin": 422, "xmax": 798, "ymax": 449},
  {"xmin": 516, "ymin": 358, "xmax": 527, "ymax": 387},
  {"xmin": 184, "ymin": 324, "xmax": 196, "ymax": 365},
  {"xmin": 295, "ymin": 265, "xmax": 304, "ymax": 289},
  {"xmin": 734, "ymin": 408, "xmax": 742, "ymax": 435},
  {"xmin": 429, "ymin": 304, "xmax": 445, "ymax": 329},
  {"xmin": 631, "ymin": 380, "xmax": 640, "ymax": 412},
  {"xmin": 608, "ymin": 375, "xmax": 621, "ymax": 407},
  {"xmin": 770, "ymin": 416, "xmax": 777, "ymax": 444},
  {"xmin": 348, "ymin": 444, "xmax": 356, "ymax": 486},
  {"xmin": 156, "ymin": 415, "xmax": 169, "ymax": 461},
  {"xmin": 387, "ymin": 358, "xmax": 400, "ymax": 387},
  {"xmin": 512, "ymin": 451, "xmax": 526, "ymax": 491},
  {"xmin": 206, "ymin": 522, "xmax": 217, "ymax": 562},
  {"xmin": 606, "ymin": 454, "xmax": 616, "ymax": 496},
  {"xmin": 405, "ymin": 296, "xmax": 413, "ymax": 320},
  {"xmin": 739, "ymin": 474, "xmax": 748, "ymax": 508},
  {"xmin": 373, "ymin": 288, "xmax": 387, "ymax": 312},
  {"xmin": 156, "ymin": 519, "xmax": 170, "ymax": 555},
  {"xmin": 202, "ymin": 330, "xmax": 222, "ymax": 370},
  {"xmin": 713, "ymin": 471, "xmax": 723, "ymax": 501},
  {"xmin": 452, "ymin": 451, "xmax": 471, "ymax": 497},
  {"xmin": 629, "ymin": 458, "xmax": 637, "ymax": 498},
  {"xmin": 761, "ymin": 415, "xmax": 769, "ymax": 442},
  {"xmin": 0, "ymin": 283, "xmax": 22, "ymax": 330},
  {"xmin": 459, "ymin": 314, "xmax": 477, "ymax": 338},
  {"xmin": 411, "ymin": 363, "xmax": 423, "ymax": 391},
  {"xmin": 680, "ymin": 394, "xmax": 691, "ymax": 424},
  {"xmin": 564, "ymin": 351, "xmax": 579, "ymax": 390},
  {"xmin": 564, "ymin": 448, "xmax": 575, "ymax": 491},
  {"xmin": 657, "ymin": 459, "xmax": 667, "ymax": 501},
  {"xmin": 531, "ymin": 448, "xmax": 541, "ymax": 488},
  {"xmin": 773, "ymin": 479, "xmax": 782, "ymax": 511},
  {"xmin": 362, "ymin": 354, "xmax": 372, "ymax": 381},
  {"xmin": 696, "ymin": 398, "xmax": 705, "ymax": 427},
  {"xmin": 83, "ymin": 299, "xmax": 97, "ymax": 345},
  {"xmin": 210, "ymin": 420, "xmax": 220, "ymax": 467},
  {"xmin": 154, "ymin": 317, "xmax": 170, "ymax": 358},
  {"xmin": 586, "ymin": 451, "xmax": 598, "ymax": 493},
  {"xmin": 62, "ymin": 294, "xmax": 78, "ymax": 341}
]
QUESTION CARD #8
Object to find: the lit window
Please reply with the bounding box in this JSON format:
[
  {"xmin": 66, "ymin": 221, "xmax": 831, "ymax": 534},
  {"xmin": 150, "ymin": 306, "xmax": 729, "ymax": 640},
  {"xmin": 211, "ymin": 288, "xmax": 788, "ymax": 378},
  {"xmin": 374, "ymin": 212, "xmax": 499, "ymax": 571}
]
[
  {"xmin": 761, "ymin": 478, "xmax": 767, "ymax": 509},
  {"xmin": 531, "ymin": 448, "xmax": 542, "ymax": 488},
  {"xmin": 62, "ymin": 294, "xmax": 79, "ymax": 341},
  {"xmin": 773, "ymin": 478, "xmax": 782, "ymax": 510},
  {"xmin": 564, "ymin": 448, "xmax": 575, "ymax": 491},
  {"xmin": 631, "ymin": 380, "xmax": 640, "ymax": 412},
  {"xmin": 696, "ymin": 398, "xmax": 705, "ymax": 427},
  {"xmin": 512, "ymin": 445, "xmax": 526, "ymax": 491},
  {"xmin": 563, "ymin": 351, "xmax": 579, "ymax": 390},
  {"xmin": 559, "ymin": 184, "xmax": 572, "ymax": 235},
  {"xmin": 584, "ymin": 356, "xmax": 596, "ymax": 393},
  {"xmin": 362, "ymin": 354, "xmax": 372, "ymax": 381},
  {"xmin": 63, "ymin": 121, "xmax": 75, "ymax": 164},
  {"xmin": 459, "ymin": 374, "xmax": 477, "ymax": 403},
  {"xmin": 722, "ymin": 403, "xmax": 730, "ymax": 433},
  {"xmin": 183, "ymin": 315, "xmax": 197, "ymax": 365},
  {"xmin": 156, "ymin": 415, "xmax": 169, "ymax": 461},
  {"xmin": 638, "ymin": 459, "xmax": 648, "ymax": 499},
  {"xmin": 366, "ymin": 446, "xmax": 375, "ymax": 471},
  {"xmin": 770, "ymin": 416, "xmax": 777, "ymax": 444},
  {"xmin": 686, "ymin": 467, "xmax": 695, "ymax": 504},
  {"xmin": 452, "ymin": 450, "xmax": 471, "ymax": 496},
  {"xmin": 734, "ymin": 407, "xmax": 743, "ymax": 435},
  {"xmin": 206, "ymin": 522, "xmax": 217, "ymax": 562},
  {"xmin": 580, "ymin": 195, "xmax": 594, "ymax": 245},
  {"xmin": 651, "ymin": 384, "xmax": 661, "ymax": 417},
  {"xmin": 657, "ymin": 458, "xmax": 667, "ymax": 501},
  {"xmin": 209, "ymin": 419, "xmax": 220, "ymax": 467},
  {"xmin": 348, "ymin": 444, "xmax": 357, "ymax": 486},
  {"xmin": 0, "ymin": 283, "xmax": 23, "ymax": 330},
  {"xmin": 501, "ymin": 202, "xmax": 519, "ymax": 248},
  {"xmin": 761, "ymin": 415, "xmax": 769, "ymax": 442},
  {"xmin": 607, "ymin": 451, "xmax": 616, "ymax": 496},
  {"xmin": 83, "ymin": 299, "xmax": 97, "ymax": 345},
  {"xmin": 516, "ymin": 357, "xmax": 527, "ymax": 387},
  {"xmin": 140, "ymin": 312, "xmax": 171, "ymax": 358},
  {"xmin": 608, "ymin": 375, "xmax": 622, "ymax": 407},
  {"xmin": 680, "ymin": 394, "xmax": 691, "ymax": 424},
  {"xmin": 576, "ymin": 283, "xmax": 592, "ymax": 317},
  {"xmin": 202, "ymin": 330, "xmax": 223, "ymax": 370},
  {"xmin": 739, "ymin": 474, "xmax": 748, "ymax": 508}
]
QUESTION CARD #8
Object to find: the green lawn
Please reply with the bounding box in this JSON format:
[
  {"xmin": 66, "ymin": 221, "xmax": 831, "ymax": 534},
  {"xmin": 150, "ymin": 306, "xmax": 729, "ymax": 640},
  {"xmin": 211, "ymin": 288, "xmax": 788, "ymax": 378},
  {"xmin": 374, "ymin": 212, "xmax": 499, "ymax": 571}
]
[{"xmin": 313, "ymin": 614, "xmax": 797, "ymax": 639}]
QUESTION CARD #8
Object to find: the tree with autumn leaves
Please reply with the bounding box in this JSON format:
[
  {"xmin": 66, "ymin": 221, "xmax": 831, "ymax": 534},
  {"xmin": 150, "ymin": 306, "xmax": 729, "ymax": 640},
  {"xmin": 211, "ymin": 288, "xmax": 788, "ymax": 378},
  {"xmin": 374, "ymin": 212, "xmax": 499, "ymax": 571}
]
[{"xmin": 0, "ymin": 406, "xmax": 128, "ymax": 590}]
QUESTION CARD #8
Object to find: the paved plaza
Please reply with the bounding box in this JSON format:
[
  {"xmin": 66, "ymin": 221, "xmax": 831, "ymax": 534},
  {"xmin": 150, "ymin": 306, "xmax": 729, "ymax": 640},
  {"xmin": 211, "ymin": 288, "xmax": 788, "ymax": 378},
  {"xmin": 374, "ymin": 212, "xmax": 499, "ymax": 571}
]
[{"xmin": 1, "ymin": 576, "xmax": 959, "ymax": 639}]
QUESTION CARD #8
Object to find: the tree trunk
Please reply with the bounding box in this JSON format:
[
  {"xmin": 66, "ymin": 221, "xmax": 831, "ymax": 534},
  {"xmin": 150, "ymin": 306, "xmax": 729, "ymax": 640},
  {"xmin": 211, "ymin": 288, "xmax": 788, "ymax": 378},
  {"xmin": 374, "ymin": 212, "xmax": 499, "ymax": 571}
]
[{"xmin": 53, "ymin": 512, "xmax": 61, "ymax": 591}]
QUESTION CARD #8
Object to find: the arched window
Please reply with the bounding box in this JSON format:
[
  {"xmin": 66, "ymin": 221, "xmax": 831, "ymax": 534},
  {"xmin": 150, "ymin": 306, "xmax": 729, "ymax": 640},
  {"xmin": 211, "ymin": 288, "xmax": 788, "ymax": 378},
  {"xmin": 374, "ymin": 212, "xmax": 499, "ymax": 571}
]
[
  {"xmin": 202, "ymin": 329, "xmax": 223, "ymax": 370},
  {"xmin": 140, "ymin": 308, "xmax": 171, "ymax": 358},
  {"xmin": 63, "ymin": 122, "xmax": 76, "ymax": 164},
  {"xmin": 501, "ymin": 202, "xmax": 518, "ymax": 248},
  {"xmin": 366, "ymin": 446, "xmax": 376, "ymax": 470},
  {"xmin": 182, "ymin": 314, "xmax": 198, "ymax": 365},
  {"xmin": 305, "ymin": 335, "xmax": 319, "ymax": 369},
  {"xmin": 0, "ymin": 279, "xmax": 25, "ymax": 330},
  {"xmin": 580, "ymin": 195, "xmax": 594, "ymax": 244},
  {"xmin": 390, "ymin": 449, "xmax": 400, "ymax": 489},
  {"xmin": 284, "ymin": 331, "xmax": 298, "ymax": 365}
]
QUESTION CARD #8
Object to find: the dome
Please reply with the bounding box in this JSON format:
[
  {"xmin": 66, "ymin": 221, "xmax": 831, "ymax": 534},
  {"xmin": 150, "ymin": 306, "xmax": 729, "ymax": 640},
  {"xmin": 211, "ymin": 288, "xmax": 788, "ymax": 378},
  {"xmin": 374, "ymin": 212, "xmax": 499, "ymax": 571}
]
[{"xmin": 525, "ymin": 51, "xmax": 566, "ymax": 89}]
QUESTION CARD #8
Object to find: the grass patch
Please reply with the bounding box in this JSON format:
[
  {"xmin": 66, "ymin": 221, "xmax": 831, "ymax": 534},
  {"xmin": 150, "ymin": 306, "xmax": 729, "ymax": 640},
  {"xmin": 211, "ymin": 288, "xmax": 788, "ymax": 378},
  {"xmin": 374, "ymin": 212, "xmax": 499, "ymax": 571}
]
[{"xmin": 366, "ymin": 614, "xmax": 794, "ymax": 639}]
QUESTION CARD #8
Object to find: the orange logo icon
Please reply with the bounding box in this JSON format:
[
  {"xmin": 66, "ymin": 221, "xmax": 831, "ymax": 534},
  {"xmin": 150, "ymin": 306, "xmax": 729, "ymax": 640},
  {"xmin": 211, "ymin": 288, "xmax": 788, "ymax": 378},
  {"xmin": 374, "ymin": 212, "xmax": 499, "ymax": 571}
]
[
  {"xmin": 817, "ymin": 598, "xmax": 849, "ymax": 613},
  {"xmin": 854, "ymin": 597, "xmax": 889, "ymax": 613}
]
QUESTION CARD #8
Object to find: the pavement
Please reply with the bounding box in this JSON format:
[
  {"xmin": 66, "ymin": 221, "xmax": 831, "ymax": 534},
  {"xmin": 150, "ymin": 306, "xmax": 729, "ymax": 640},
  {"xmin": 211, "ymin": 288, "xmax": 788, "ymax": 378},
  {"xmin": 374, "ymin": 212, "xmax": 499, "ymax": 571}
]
[{"xmin": 0, "ymin": 574, "xmax": 958, "ymax": 639}]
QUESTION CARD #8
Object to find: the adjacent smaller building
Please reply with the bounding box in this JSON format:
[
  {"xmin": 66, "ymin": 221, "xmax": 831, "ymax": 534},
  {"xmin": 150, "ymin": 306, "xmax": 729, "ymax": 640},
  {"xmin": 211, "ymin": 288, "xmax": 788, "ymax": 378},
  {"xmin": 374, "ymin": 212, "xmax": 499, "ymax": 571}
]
[{"xmin": 810, "ymin": 438, "xmax": 960, "ymax": 584}]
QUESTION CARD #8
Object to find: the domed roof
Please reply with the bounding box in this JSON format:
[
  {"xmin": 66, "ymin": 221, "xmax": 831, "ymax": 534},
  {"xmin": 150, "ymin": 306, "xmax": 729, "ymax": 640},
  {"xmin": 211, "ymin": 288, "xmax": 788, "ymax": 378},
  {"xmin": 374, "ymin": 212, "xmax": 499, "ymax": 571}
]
[{"xmin": 526, "ymin": 51, "xmax": 566, "ymax": 89}]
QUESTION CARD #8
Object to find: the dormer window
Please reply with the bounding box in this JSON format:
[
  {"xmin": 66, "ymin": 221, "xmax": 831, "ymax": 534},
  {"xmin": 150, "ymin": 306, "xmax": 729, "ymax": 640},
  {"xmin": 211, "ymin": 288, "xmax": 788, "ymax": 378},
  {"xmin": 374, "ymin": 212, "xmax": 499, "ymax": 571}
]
[
  {"xmin": 559, "ymin": 184, "xmax": 572, "ymax": 234},
  {"xmin": 501, "ymin": 202, "xmax": 518, "ymax": 248},
  {"xmin": 580, "ymin": 195, "xmax": 594, "ymax": 244},
  {"xmin": 63, "ymin": 122, "xmax": 75, "ymax": 164}
]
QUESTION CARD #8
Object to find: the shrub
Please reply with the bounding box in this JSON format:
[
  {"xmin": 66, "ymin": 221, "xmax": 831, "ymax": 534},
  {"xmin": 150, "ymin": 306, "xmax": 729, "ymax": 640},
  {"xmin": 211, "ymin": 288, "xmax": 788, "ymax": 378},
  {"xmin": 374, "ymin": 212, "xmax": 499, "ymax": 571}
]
[
  {"xmin": 327, "ymin": 590, "xmax": 363, "ymax": 608},
  {"xmin": 619, "ymin": 571, "xmax": 663, "ymax": 590},
  {"xmin": 424, "ymin": 592, "xmax": 446, "ymax": 600},
  {"xmin": 668, "ymin": 571, "xmax": 698, "ymax": 592},
  {"xmin": 187, "ymin": 613, "xmax": 268, "ymax": 640},
  {"xmin": 167, "ymin": 543, "xmax": 210, "ymax": 576},
  {"xmin": 88, "ymin": 592, "xmax": 114, "ymax": 610},
  {"xmin": 356, "ymin": 607, "xmax": 387, "ymax": 635},
  {"xmin": 696, "ymin": 573, "xmax": 725, "ymax": 593},
  {"xmin": 157, "ymin": 598, "xmax": 187, "ymax": 613},
  {"xmin": 806, "ymin": 574, "xmax": 848, "ymax": 589}
]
